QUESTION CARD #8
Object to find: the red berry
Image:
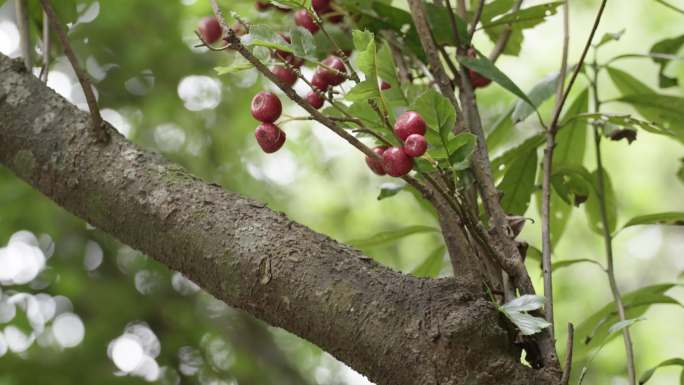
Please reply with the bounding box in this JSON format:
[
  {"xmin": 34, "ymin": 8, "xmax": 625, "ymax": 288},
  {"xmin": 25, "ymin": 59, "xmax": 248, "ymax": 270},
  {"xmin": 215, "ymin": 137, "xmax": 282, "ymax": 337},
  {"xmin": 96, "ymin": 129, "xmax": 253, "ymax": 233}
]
[
  {"xmin": 306, "ymin": 91, "xmax": 325, "ymax": 109},
  {"xmin": 271, "ymin": 66, "xmax": 297, "ymax": 87},
  {"xmin": 256, "ymin": 1, "xmax": 271, "ymax": 11},
  {"xmin": 294, "ymin": 10, "xmax": 319, "ymax": 34},
  {"xmin": 312, "ymin": 0, "xmax": 332, "ymax": 14},
  {"xmin": 198, "ymin": 16, "xmax": 222, "ymax": 44},
  {"xmin": 468, "ymin": 69, "xmax": 492, "ymax": 89},
  {"xmin": 311, "ymin": 70, "xmax": 329, "ymax": 91},
  {"xmin": 255, "ymin": 123, "xmax": 286, "ymax": 153},
  {"xmin": 380, "ymin": 81, "xmax": 391, "ymax": 90},
  {"xmin": 393, "ymin": 111, "xmax": 426, "ymax": 141},
  {"xmin": 403, "ymin": 134, "xmax": 427, "ymax": 157},
  {"xmin": 365, "ymin": 146, "xmax": 387, "ymax": 175},
  {"xmin": 320, "ymin": 55, "xmax": 346, "ymax": 86},
  {"xmin": 251, "ymin": 92, "xmax": 282, "ymax": 123},
  {"xmin": 382, "ymin": 147, "xmax": 413, "ymax": 177}
]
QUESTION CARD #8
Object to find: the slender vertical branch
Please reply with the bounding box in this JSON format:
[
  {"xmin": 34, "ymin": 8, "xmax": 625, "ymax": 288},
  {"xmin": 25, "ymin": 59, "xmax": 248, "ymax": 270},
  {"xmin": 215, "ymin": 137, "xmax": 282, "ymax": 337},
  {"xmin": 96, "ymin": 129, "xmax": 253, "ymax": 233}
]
[
  {"xmin": 468, "ymin": 0, "xmax": 486, "ymax": 39},
  {"xmin": 489, "ymin": 0, "xmax": 524, "ymax": 63},
  {"xmin": 457, "ymin": 0, "xmax": 467, "ymax": 18},
  {"xmin": 38, "ymin": 0, "xmax": 108, "ymax": 143},
  {"xmin": 39, "ymin": 11, "xmax": 50, "ymax": 82},
  {"xmin": 590, "ymin": 61, "xmax": 637, "ymax": 384},
  {"xmin": 541, "ymin": 0, "xmax": 570, "ymax": 343},
  {"xmin": 15, "ymin": 0, "xmax": 32, "ymax": 70},
  {"xmin": 560, "ymin": 323, "xmax": 575, "ymax": 385}
]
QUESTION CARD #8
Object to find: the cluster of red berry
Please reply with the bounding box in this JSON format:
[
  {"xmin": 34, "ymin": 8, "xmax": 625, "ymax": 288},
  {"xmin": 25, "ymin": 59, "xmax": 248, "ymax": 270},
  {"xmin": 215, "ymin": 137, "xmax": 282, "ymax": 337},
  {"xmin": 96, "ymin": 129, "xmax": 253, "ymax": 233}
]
[
  {"xmin": 251, "ymin": 92, "xmax": 286, "ymax": 153},
  {"xmin": 365, "ymin": 111, "xmax": 428, "ymax": 177}
]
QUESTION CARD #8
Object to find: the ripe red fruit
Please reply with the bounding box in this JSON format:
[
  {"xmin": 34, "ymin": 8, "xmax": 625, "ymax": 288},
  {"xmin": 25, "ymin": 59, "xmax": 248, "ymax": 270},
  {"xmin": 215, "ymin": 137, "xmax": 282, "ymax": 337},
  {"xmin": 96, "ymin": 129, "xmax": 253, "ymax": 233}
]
[
  {"xmin": 271, "ymin": 66, "xmax": 297, "ymax": 87},
  {"xmin": 320, "ymin": 55, "xmax": 346, "ymax": 86},
  {"xmin": 251, "ymin": 92, "xmax": 282, "ymax": 123},
  {"xmin": 365, "ymin": 146, "xmax": 387, "ymax": 175},
  {"xmin": 311, "ymin": 70, "xmax": 329, "ymax": 91},
  {"xmin": 255, "ymin": 123, "xmax": 286, "ymax": 153},
  {"xmin": 393, "ymin": 111, "xmax": 426, "ymax": 141},
  {"xmin": 382, "ymin": 147, "xmax": 413, "ymax": 177},
  {"xmin": 380, "ymin": 81, "xmax": 391, "ymax": 90},
  {"xmin": 198, "ymin": 16, "xmax": 222, "ymax": 44},
  {"xmin": 306, "ymin": 91, "xmax": 325, "ymax": 109},
  {"xmin": 312, "ymin": 0, "xmax": 332, "ymax": 13},
  {"xmin": 468, "ymin": 69, "xmax": 492, "ymax": 89},
  {"xmin": 294, "ymin": 9, "xmax": 319, "ymax": 34},
  {"xmin": 256, "ymin": 1, "xmax": 271, "ymax": 11},
  {"xmin": 403, "ymin": 134, "xmax": 428, "ymax": 157}
]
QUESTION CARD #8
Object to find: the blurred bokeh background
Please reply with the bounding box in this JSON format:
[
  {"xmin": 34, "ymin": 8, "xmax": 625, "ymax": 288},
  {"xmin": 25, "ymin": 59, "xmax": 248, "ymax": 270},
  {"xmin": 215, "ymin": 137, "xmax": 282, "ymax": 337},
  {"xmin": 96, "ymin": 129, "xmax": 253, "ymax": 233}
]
[{"xmin": 0, "ymin": 0, "xmax": 683, "ymax": 384}]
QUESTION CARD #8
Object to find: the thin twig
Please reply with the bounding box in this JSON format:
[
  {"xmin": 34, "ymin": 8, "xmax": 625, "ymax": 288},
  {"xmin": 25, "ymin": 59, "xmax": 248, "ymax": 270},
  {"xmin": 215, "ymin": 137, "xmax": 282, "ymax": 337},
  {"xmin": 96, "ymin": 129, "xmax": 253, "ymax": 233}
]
[
  {"xmin": 654, "ymin": 0, "xmax": 684, "ymax": 14},
  {"xmin": 208, "ymin": 0, "xmax": 432, "ymax": 200},
  {"xmin": 445, "ymin": 0, "xmax": 463, "ymax": 48},
  {"xmin": 468, "ymin": 0, "xmax": 486, "ymax": 39},
  {"xmin": 489, "ymin": 0, "xmax": 524, "ymax": 63},
  {"xmin": 15, "ymin": 0, "xmax": 32, "ymax": 70},
  {"xmin": 590, "ymin": 58, "xmax": 637, "ymax": 384},
  {"xmin": 541, "ymin": 0, "xmax": 570, "ymax": 344},
  {"xmin": 457, "ymin": 0, "xmax": 467, "ymax": 18},
  {"xmin": 39, "ymin": 11, "xmax": 50, "ymax": 82},
  {"xmin": 39, "ymin": 0, "xmax": 108, "ymax": 143},
  {"xmin": 560, "ymin": 323, "xmax": 575, "ymax": 385}
]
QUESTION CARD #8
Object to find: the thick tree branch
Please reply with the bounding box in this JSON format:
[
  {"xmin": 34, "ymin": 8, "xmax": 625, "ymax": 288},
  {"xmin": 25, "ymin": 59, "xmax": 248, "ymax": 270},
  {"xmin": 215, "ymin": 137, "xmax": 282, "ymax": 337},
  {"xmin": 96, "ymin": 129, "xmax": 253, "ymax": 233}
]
[{"xmin": 0, "ymin": 53, "xmax": 556, "ymax": 385}]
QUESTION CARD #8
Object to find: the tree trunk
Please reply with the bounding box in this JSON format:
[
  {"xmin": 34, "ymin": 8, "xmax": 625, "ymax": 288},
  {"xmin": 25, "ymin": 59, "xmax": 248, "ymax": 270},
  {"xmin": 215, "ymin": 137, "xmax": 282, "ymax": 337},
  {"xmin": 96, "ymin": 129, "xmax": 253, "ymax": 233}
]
[{"xmin": 0, "ymin": 53, "xmax": 558, "ymax": 385}]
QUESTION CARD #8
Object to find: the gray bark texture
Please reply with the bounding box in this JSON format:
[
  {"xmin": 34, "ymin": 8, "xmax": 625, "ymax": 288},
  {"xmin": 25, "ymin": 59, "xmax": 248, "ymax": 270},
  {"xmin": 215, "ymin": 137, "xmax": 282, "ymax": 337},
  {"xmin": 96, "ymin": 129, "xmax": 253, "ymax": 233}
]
[{"xmin": 0, "ymin": 53, "xmax": 557, "ymax": 385}]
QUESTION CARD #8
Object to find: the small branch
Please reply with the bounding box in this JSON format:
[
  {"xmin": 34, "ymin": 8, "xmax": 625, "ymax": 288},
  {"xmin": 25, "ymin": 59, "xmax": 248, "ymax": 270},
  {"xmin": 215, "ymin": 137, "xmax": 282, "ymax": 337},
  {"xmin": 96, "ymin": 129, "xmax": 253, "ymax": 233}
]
[
  {"xmin": 39, "ymin": 0, "xmax": 108, "ymax": 144},
  {"xmin": 39, "ymin": 10, "xmax": 50, "ymax": 82},
  {"xmin": 445, "ymin": 0, "xmax": 463, "ymax": 48},
  {"xmin": 541, "ymin": 0, "xmax": 570, "ymax": 344},
  {"xmin": 457, "ymin": 0, "xmax": 467, "ymax": 18},
  {"xmin": 15, "ymin": 0, "xmax": 32, "ymax": 70},
  {"xmin": 468, "ymin": 0, "xmax": 486, "ymax": 39},
  {"xmin": 488, "ymin": 0, "xmax": 524, "ymax": 63},
  {"xmin": 654, "ymin": 0, "xmax": 684, "ymax": 15},
  {"xmin": 560, "ymin": 323, "xmax": 575, "ymax": 385}
]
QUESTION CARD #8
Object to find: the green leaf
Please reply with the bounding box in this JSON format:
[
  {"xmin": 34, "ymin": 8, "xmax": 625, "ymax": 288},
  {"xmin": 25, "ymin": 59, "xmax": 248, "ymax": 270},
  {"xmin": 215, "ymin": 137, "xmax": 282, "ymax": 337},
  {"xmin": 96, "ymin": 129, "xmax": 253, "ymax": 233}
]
[
  {"xmin": 411, "ymin": 245, "xmax": 446, "ymax": 278},
  {"xmin": 289, "ymin": 27, "xmax": 317, "ymax": 61},
  {"xmin": 491, "ymin": 134, "xmax": 545, "ymax": 180},
  {"xmin": 614, "ymin": 94, "xmax": 684, "ymax": 140},
  {"xmin": 498, "ymin": 147, "xmax": 537, "ymax": 215},
  {"xmin": 347, "ymin": 225, "xmax": 440, "ymax": 248},
  {"xmin": 512, "ymin": 71, "xmax": 560, "ymax": 123},
  {"xmin": 457, "ymin": 54, "xmax": 535, "ymax": 109},
  {"xmin": 607, "ymin": 317, "xmax": 645, "ymax": 335},
  {"xmin": 242, "ymin": 24, "xmax": 292, "ymax": 52},
  {"xmin": 414, "ymin": 158, "xmax": 437, "ymax": 173},
  {"xmin": 447, "ymin": 133, "xmax": 478, "ymax": 170},
  {"xmin": 551, "ymin": 165, "xmax": 594, "ymax": 207},
  {"xmin": 481, "ymin": 2, "xmax": 563, "ymax": 29},
  {"xmin": 353, "ymin": 29, "xmax": 376, "ymax": 77},
  {"xmin": 606, "ymin": 66, "xmax": 655, "ymax": 95},
  {"xmin": 649, "ymin": 34, "xmax": 684, "ymax": 88},
  {"xmin": 270, "ymin": 0, "xmax": 310, "ymax": 8},
  {"xmin": 486, "ymin": 108, "xmax": 514, "ymax": 152},
  {"xmin": 621, "ymin": 212, "xmax": 684, "ymax": 230},
  {"xmin": 214, "ymin": 60, "xmax": 254, "ymax": 75},
  {"xmin": 411, "ymin": 89, "xmax": 457, "ymax": 142},
  {"xmin": 640, "ymin": 358, "xmax": 684, "ymax": 384},
  {"xmin": 585, "ymin": 168, "xmax": 618, "ymax": 235},
  {"xmin": 573, "ymin": 284, "xmax": 682, "ymax": 363},
  {"xmin": 377, "ymin": 183, "xmax": 405, "ymax": 200},
  {"xmin": 346, "ymin": 80, "xmax": 381, "ymax": 102},
  {"xmin": 552, "ymin": 258, "xmax": 603, "ymax": 273},
  {"xmin": 678, "ymin": 158, "xmax": 684, "ymax": 185},
  {"xmin": 554, "ymin": 89, "xmax": 589, "ymax": 167},
  {"xmin": 595, "ymin": 29, "xmax": 625, "ymax": 48},
  {"xmin": 501, "ymin": 294, "xmax": 545, "ymax": 313}
]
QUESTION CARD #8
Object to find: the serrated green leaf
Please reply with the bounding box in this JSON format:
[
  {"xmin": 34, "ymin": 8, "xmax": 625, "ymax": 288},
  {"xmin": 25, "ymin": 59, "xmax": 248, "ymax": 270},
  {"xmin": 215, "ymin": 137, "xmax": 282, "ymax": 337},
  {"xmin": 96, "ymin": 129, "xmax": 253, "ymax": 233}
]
[
  {"xmin": 498, "ymin": 147, "xmax": 537, "ymax": 215},
  {"xmin": 347, "ymin": 225, "xmax": 440, "ymax": 248},
  {"xmin": 411, "ymin": 89, "xmax": 457, "ymax": 147},
  {"xmin": 457, "ymin": 54, "xmax": 535, "ymax": 109},
  {"xmin": 242, "ymin": 24, "xmax": 292, "ymax": 52},
  {"xmin": 346, "ymin": 80, "xmax": 380, "ymax": 102},
  {"xmin": 289, "ymin": 26, "xmax": 317, "ymax": 61},
  {"xmin": 640, "ymin": 358, "xmax": 684, "ymax": 384},
  {"xmin": 411, "ymin": 245, "xmax": 446, "ymax": 278}
]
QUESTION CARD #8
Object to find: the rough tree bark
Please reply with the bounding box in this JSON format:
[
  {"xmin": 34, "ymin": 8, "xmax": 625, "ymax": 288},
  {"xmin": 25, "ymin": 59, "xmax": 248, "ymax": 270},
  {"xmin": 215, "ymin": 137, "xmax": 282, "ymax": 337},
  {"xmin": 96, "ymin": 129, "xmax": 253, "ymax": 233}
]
[{"xmin": 0, "ymin": 53, "xmax": 558, "ymax": 385}]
